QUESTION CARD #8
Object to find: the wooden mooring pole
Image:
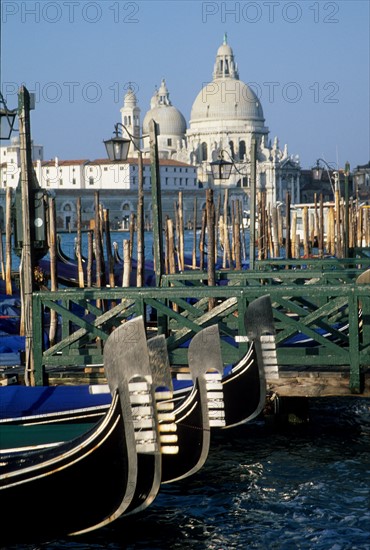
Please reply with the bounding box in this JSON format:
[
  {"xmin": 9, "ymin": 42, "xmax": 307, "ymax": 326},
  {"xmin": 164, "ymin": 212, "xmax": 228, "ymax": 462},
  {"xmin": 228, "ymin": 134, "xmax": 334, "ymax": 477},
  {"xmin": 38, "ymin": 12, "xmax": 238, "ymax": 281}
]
[{"xmin": 5, "ymin": 187, "xmax": 12, "ymax": 294}]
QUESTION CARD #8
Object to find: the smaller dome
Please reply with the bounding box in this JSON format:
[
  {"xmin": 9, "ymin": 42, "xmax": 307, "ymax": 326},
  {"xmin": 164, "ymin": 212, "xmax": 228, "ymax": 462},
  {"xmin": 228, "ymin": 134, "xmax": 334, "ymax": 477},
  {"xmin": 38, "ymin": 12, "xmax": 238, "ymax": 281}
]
[
  {"xmin": 143, "ymin": 80, "xmax": 187, "ymax": 137},
  {"xmin": 123, "ymin": 86, "xmax": 137, "ymax": 107},
  {"xmin": 216, "ymin": 43, "xmax": 233, "ymax": 57},
  {"xmin": 143, "ymin": 105, "xmax": 186, "ymax": 136}
]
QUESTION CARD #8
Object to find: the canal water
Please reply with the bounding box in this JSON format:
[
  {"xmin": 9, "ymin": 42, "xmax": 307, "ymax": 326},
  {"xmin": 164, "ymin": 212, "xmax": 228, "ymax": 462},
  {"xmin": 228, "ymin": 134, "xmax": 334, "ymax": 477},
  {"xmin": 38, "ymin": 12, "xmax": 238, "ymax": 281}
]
[
  {"xmin": 2, "ymin": 228, "xmax": 250, "ymax": 272},
  {"xmin": 2, "ymin": 232, "xmax": 369, "ymax": 549},
  {"xmin": 50, "ymin": 228, "xmax": 249, "ymax": 268},
  {"xmin": 3, "ymin": 397, "xmax": 369, "ymax": 550}
]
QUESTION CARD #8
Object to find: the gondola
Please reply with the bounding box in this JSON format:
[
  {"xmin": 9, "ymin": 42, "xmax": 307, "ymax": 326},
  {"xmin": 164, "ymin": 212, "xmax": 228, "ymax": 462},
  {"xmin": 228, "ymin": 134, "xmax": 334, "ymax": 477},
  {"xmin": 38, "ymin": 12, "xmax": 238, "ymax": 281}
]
[
  {"xmin": 38, "ymin": 236, "xmax": 157, "ymax": 288},
  {"xmin": 0, "ymin": 323, "xmax": 225, "ymax": 493},
  {"xmin": 172, "ymin": 295, "xmax": 275, "ymax": 428},
  {"xmin": 0, "ymin": 316, "xmax": 159, "ymax": 546},
  {"xmin": 160, "ymin": 323, "xmax": 224, "ymax": 483},
  {"xmin": 0, "ymin": 297, "xmax": 274, "ymax": 436}
]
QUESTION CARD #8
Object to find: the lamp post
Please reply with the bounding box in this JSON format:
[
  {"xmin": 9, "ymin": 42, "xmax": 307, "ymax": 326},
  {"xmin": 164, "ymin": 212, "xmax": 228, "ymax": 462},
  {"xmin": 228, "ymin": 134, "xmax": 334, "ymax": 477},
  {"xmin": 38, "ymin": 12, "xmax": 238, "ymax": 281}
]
[
  {"xmin": 312, "ymin": 158, "xmax": 350, "ymax": 258},
  {"xmin": 3, "ymin": 86, "xmax": 49, "ymax": 385},
  {"xmin": 312, "ymin": 158, "xmax": 339, "ymax": 198},
  {"xmin": 344, "ymin": 161, "xmax": 350, "ymax": 258},
  {"xmin": 104, "ymin": 123, "xmax": 145, "ymax": 286},
  {"xmin": 209, "ymin": 154, "xmax": 233, "ymax": 181},
  {"xmin": 209, "ymin": 140, "xmax": 257, "ymax": 270},
  {"xmin": 148, "ymin": 119, "xmax": 164, "ymax": 285},
  {"xmin": 17, "ymin": 86, "xmax": 50, "ymax": 385},
  {"xmin": 249, "ymin": 138, "xmax": 257, "ymax": 270}
]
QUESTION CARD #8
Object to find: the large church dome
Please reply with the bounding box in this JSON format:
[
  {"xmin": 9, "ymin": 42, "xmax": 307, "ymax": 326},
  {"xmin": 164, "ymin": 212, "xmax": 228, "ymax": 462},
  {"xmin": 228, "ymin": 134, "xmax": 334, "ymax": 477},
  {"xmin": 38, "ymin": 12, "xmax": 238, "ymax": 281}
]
[
  {"xmin": 191, "ymin": 80, "xmax": 264, "ymax": 123},
  {"xmin": 190, "ymin": 35, "xmax": 265, "ymax": 127},
  {"xmin": 143, "ymin": 79, "xmax": 187, "ymax": 137}
]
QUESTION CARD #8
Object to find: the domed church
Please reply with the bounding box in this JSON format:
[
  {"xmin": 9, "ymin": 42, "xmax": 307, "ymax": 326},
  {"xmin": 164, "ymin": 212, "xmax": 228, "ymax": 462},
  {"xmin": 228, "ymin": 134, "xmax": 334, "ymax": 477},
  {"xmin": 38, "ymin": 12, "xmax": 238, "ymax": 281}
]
[{"xmin": 120, "ymin": 35, "xmax": 301, "ymax": 207}]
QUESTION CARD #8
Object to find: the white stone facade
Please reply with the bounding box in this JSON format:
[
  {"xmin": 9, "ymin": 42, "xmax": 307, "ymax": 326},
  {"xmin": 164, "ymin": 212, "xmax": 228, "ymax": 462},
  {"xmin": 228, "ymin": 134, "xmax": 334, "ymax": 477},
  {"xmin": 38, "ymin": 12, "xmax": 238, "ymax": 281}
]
[
  {"xmin": 0, "ymin": 149, "xmax": 198, "ymax": 193},
  {"xmin": 129, "ymin": 36, "xmax": 301, "ymax": 208}
]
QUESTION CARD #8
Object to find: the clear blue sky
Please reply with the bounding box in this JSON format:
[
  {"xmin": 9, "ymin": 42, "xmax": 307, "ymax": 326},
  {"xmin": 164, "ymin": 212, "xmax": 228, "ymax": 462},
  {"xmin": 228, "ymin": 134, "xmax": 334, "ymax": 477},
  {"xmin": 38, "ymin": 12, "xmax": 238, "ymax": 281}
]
[{"xmin": 2, "ymin": 0, "xmax": 369, "ymax": 170}]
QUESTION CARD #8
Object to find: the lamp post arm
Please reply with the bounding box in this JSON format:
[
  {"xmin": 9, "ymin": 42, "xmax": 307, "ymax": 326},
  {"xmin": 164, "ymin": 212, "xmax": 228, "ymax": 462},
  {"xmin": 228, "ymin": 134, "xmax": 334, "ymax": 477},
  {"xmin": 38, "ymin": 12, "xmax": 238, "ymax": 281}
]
[
  {"xmin": 315, "ymin": 158, "xmax": 337, "ymax": 196},
  {"xmin": 218, "ymin": 149, "xmax": 250, "ymax": 176},
  {"xmin": 114, "ymin": 122, "xmax": 148, "ymax": 155}
]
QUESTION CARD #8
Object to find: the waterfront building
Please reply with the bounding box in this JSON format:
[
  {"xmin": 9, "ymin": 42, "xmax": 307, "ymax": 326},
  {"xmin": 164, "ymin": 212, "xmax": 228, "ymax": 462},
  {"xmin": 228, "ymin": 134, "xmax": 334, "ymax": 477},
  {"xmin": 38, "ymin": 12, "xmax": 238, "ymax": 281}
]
[
  {"xmin": 4, "ymin": 37, "xmax": 356, "ymax": 231},
  {"xmin": 137, "ymin": 35, "xmax": 301, "ymax": 208}
]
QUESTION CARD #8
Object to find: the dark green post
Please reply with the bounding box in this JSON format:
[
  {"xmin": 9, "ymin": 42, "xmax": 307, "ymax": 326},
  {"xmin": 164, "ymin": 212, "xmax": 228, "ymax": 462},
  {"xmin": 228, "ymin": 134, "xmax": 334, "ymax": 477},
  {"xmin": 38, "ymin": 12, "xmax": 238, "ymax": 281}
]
[
  {"xmin": 149, "ymin": 119, "xmax": 164, "ymax": 286},
  {"xmin": 18, "ymin": 86, "xmax": 37, "ymax": 385}
]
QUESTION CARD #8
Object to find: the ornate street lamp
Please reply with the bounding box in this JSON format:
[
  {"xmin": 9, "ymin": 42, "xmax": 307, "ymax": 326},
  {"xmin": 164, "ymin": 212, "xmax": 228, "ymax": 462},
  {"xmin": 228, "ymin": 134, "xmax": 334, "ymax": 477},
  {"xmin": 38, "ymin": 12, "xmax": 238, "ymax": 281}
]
[
  {"xmin": 312, "ymin": 158, "xmax": 338, "ymax": 197},
  {"xmin": 104, "ymin": 124, "xmax": 131, "ymax": 161},
  {"xmin": 105, "ymin": 120, "xmax": 164, "ymax": 286},
  {"xmin": 209, "ymin": 140, "xmax": 257, "ymax": 269},
  {"xmin": 104, "ymin": 122, "xmax": 146, "ymax": 286},
  {"xmin": 312, "ymin": 161, "xmax": 323, "ymax": 182},
  {"xmin": 209, "ymin": 155, "xmax": 233, "ymax": 180}
]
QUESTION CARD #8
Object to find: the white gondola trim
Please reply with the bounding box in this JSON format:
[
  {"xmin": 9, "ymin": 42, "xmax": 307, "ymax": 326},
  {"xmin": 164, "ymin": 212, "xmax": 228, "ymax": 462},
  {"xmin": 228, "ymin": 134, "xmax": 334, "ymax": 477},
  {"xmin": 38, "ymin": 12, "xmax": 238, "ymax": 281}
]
[
  {"xmin": 158, "ymin": 423, "xmax": 177, "ymax": 432},
  {"xmin": 161, "ymin": 446, "xmax": 179, "ymax": 455}
]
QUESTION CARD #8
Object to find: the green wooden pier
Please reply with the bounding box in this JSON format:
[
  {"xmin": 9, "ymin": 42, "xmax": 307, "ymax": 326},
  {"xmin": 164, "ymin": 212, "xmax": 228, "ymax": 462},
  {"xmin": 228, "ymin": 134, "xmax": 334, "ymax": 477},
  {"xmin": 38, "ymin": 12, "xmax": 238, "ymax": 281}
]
[{"xmin": 31, "ymin": 257, "xmax": 370, "ymax": 397}]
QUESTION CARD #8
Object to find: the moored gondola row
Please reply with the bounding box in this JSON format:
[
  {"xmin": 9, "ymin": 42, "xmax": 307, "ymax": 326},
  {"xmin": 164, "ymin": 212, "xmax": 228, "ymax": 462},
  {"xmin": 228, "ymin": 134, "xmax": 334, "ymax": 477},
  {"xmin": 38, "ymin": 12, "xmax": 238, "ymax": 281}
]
[
  {"xmin": 0, "ymin": 296, "xmax": 274, "ymax": 544},
  {"xmin": 0, "ymin": 296, "xmax": 275, "ymax": 545}
]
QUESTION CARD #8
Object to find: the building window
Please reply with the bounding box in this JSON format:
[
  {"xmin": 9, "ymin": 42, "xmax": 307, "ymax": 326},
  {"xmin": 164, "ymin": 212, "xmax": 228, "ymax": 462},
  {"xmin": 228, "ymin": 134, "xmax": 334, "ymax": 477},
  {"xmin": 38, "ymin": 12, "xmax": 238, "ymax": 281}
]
[
  {"xmin": 166, "ymin": 177, "xmax": 169, "ymax": 186},
  {"xmin": 89, "ymin": 177, "xmax": 94, "ymax": 185},
  {"xmin": 239, "ymin": 141, "xmax": 246, "ymax": 160},
  {"xmin": 72, "ymin": 178, "xmax": 76, "ymax": 185},
  {"xmin": 104, "ymin": 167, "xmax": 108, "ymax": 171},
  {"xmin": 201, "ymin": 142, "xmax": 208, "ymax": 161},
  {"xmin": 167, "ymin": 138, "xmax": 172, "ymax": 146},
  {"xmin": 59, "ymin": 179, "xmax": 63, "ymax": 186},
  {"xmin": 229, "ymin": 141, "xmax": 235, "ymax": 159}
]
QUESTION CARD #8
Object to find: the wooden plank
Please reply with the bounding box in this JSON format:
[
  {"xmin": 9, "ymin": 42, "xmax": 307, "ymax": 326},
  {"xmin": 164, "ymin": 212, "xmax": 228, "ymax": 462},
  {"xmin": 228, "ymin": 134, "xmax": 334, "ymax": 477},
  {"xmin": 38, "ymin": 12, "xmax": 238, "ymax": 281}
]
[{"xmin": 267, "ymin": 371, "xmax": 370, "ymax": 397}]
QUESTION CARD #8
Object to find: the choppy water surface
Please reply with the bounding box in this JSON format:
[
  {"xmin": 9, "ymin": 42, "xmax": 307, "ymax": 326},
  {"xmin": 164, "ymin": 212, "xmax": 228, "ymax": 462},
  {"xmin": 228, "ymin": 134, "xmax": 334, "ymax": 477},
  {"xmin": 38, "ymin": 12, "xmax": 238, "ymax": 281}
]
[{"xmin": 4, "ymin": 397, "xmax": 369, "ymax": 550}]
